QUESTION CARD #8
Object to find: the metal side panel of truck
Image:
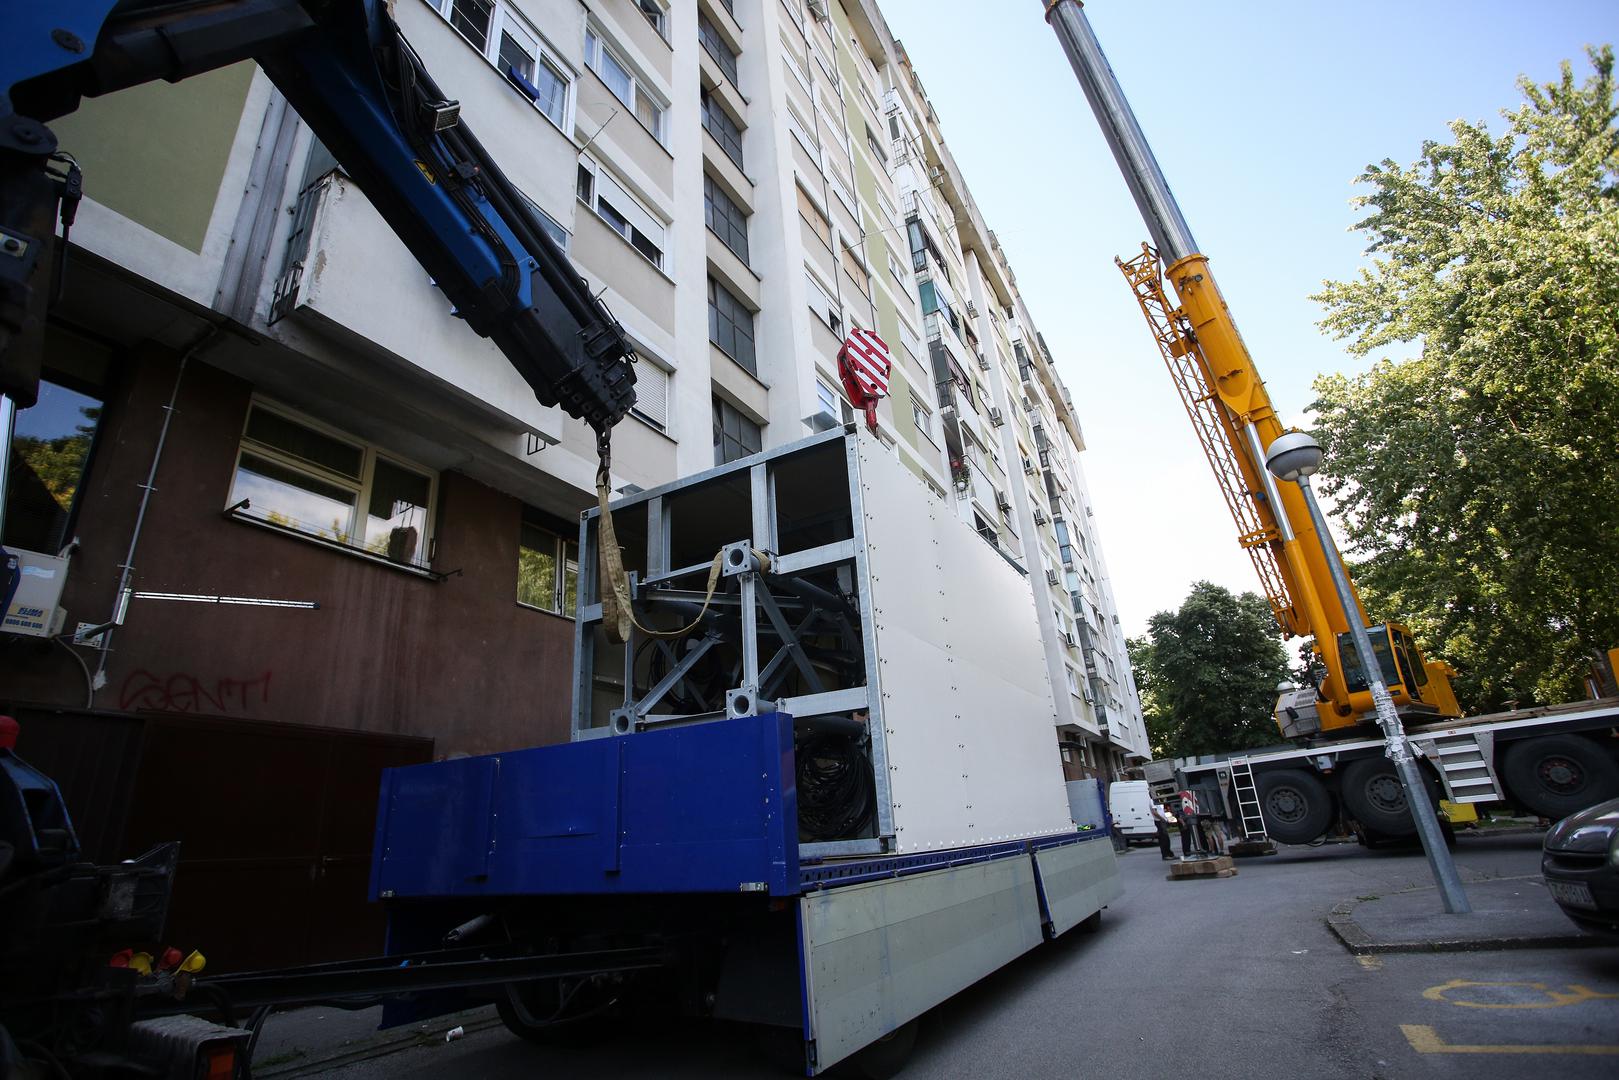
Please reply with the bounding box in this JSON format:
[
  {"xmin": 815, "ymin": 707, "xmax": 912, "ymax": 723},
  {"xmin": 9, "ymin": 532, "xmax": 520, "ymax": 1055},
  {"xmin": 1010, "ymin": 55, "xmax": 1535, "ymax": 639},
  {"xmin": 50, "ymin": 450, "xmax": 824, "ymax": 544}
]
[{"xmin": 367, "ymin": 428, "xmax": 1123, "ymax": 1073}]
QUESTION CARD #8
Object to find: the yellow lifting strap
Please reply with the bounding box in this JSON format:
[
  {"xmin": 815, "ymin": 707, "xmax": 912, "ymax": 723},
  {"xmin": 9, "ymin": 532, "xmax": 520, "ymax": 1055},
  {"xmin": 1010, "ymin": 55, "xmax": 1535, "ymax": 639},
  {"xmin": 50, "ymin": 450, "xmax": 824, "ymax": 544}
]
[{"xmin": 595, "ymin": 433, "xmax": 756, "ymax": 645}]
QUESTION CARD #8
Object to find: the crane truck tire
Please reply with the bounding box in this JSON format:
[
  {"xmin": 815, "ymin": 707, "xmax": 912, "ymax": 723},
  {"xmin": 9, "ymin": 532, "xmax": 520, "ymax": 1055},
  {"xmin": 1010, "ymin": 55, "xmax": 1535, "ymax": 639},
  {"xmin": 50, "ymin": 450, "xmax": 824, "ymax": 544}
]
[
  {"xmin": 1339, "ymin": 756, "xmax": 1441, "ymax": 838},
  {"xmin": 1500, "ymin": 734, "xmax": 1619, "ymax": 820},
  {"xmin": 1256, "ymin": 768, "xmax": 1333, "ymax": 845}
]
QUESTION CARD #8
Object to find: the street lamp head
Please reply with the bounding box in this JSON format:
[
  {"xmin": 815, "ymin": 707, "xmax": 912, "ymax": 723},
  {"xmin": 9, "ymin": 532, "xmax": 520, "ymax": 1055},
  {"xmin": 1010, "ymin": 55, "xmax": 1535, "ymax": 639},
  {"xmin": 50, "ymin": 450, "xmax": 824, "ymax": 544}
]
[{"xmin": 1265, "ymin": 431, "xmax": 1323, "ymax": 482}]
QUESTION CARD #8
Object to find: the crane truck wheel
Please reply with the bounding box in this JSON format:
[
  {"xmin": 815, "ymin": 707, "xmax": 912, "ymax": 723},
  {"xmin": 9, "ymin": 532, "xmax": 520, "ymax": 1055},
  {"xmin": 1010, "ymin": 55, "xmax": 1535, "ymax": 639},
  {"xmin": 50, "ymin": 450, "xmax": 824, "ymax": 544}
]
[
  {"xmin": 1255, "ymin": 768, "xmax": 1332, "ymax": 845},
  {"xmin": 1339, "ymin": 757, "xmax": 1440, "ymax": 838},
  {"xmin": 1501, "ymin": 735, "xmax": 1619, "ymax": 820}
]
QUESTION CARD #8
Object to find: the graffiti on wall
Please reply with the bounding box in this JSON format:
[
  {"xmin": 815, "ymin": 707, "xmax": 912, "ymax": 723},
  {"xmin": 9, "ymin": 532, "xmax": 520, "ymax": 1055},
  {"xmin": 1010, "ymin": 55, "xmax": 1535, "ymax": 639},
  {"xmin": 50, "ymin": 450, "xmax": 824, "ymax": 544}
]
[{"xmin": 118, "ymin": 670, "xmax": 273, "ymax": 715}]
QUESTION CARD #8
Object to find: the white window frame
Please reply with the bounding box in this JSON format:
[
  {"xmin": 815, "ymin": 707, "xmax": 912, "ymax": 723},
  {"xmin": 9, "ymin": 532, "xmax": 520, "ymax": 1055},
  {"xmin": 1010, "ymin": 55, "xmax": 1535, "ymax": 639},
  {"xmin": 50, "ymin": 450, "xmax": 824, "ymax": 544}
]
[
  {"xmin": 228, "ymin": 398, "xmax": 438, "ymax": 569},
  {"xmin": 912, "ymin": 396, "xmax": 936, "ymax": 447},
  {"xmin": 887, "ymin": 249, "xmax": 911, "ymax": 294},
  {"xmin": 428, "ymin": 0, "xmax": 573, "ymax": 133},
  {"xmin": 517, "ymin": 510, "xmax": 579, "ymax": 616},
  {"xmin": 804, "ymin": 270, "xmax": 841, "ymax": 336},
  {"xmin": 584, "ymin": 24, "xmax": 668, "ymax": 145},
  {"xmin": 816, "ymin": 377, "xmax": 853, "ymax": 425},
  {"xmin": 577, "ymin": 155, "xmax": 668, "ymax": 269},
  {"xmin": 637, "ymin": 0, "xmax": 668, "ymax": 40},
  {"xmin": 517, "ymin": 189, "xmax": 570, "ymax": 252},
  {"xmin": 630, "ymin": 355, "xmax": 673, "ymax": 433}
]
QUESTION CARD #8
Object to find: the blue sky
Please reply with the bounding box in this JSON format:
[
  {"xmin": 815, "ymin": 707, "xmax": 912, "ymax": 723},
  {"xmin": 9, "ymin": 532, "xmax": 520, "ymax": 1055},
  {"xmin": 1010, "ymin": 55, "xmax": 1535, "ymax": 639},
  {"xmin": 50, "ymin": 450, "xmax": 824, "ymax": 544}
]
[{"xmin": 879, "ymin": 0, "xmax": 1615, "ymax": 634}]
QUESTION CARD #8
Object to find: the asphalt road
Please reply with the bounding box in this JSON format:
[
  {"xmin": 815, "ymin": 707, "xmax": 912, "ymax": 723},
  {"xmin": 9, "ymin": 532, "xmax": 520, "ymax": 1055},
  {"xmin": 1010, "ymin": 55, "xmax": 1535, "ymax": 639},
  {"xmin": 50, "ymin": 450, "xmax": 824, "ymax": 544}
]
[{"xmin": 294, "ymin": 831, "xmax": 1619, "ymax": 1079}]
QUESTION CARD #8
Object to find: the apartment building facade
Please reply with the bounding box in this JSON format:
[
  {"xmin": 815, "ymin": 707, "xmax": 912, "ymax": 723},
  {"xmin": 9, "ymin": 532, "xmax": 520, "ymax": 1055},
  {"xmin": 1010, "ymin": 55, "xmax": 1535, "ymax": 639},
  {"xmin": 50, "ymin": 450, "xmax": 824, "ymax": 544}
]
[{"xmin": 3, "ymin": 0, "xmax": 1144, "ymax": 776}]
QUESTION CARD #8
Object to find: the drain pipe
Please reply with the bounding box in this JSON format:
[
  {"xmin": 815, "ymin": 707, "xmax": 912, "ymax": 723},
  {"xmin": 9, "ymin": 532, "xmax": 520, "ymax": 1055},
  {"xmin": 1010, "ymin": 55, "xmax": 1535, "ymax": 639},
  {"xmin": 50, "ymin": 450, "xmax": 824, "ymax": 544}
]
[{"xmin": 90, "ymin": 328, "xmax": 224, "ymax": 694}]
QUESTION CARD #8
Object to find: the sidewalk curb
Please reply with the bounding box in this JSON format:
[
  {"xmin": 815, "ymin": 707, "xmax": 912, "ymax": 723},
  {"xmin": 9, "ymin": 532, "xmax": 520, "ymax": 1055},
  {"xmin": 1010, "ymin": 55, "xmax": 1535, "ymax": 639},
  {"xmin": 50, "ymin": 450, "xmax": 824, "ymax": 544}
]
[
  {"xmin": 253, "ymin": 1008, "xmax": 501, "ymax": 1079},
  {"xmin": 1325, "ymin": 877, "xmax": 1605, "ymax": 956}
]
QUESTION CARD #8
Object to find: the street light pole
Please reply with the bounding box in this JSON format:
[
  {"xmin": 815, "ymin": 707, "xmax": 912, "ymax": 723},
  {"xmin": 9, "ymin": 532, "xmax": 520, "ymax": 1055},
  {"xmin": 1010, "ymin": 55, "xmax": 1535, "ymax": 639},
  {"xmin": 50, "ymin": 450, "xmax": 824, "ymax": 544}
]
[{"xmin": 1265, "ymin": 432, "xmax": 1472, "ymax": 915}]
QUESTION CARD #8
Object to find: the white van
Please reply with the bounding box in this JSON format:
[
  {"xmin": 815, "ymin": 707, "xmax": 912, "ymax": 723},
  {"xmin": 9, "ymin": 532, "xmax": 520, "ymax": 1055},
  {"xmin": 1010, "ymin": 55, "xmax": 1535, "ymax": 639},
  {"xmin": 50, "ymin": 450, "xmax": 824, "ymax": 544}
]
[{"xmin": 1109, "ymin": 780, "xmax": 1161, "ymax": 844}]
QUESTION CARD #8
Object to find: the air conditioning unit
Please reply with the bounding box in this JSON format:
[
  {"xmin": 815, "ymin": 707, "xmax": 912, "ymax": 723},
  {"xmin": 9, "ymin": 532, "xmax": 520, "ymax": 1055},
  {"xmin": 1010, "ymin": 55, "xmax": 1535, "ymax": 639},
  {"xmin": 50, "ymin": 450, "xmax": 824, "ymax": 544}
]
[
  {"xmin": 988, "ymin": 407, "xmax": 1004, "ymax": 427},
  {"xmin": 976, "ymin": 353, "xmax": 990, "ymax": 371},
  {"xmin": 996, "ymin": 491, "xmax": 1012, "ymax": 512},
  {"xmin": 966, "ymin": 300, "xmax": 978, "ymax": 318},
  {"xmin": 807, "ymin": 0, "xmax": 829, "ymax": 20},
  {"xmin": 1022, "ymin": 457, "xmax": 1034, "ymax": 475},
  {"xmin": 1045, "ymin": 569, "xmax": 1060, "ymax": 586},
  {"xmin": 1063, "ymin": 631, "xmax": 1077, "ymax": 648},
  {"xmin": 1034, "ymin": 509, "xmax": 1048, "ymax": 525}
]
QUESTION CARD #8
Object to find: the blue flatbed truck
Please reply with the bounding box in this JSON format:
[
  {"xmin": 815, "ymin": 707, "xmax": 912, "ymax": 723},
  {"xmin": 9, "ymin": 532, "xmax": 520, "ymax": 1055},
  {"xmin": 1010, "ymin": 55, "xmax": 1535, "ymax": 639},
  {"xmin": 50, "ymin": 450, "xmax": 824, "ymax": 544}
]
[{"xmin": 367, "ymin": 712, "xmax": 1119, "ymax": 1075}]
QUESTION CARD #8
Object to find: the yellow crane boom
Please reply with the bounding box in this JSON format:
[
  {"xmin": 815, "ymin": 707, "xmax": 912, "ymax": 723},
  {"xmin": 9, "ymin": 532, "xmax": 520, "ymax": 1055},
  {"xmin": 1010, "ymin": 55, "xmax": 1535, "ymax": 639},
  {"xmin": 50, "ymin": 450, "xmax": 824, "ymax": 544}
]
[{"xmin": 1042, "ymin": 0, "xmax": 1461, "ymax": 733}]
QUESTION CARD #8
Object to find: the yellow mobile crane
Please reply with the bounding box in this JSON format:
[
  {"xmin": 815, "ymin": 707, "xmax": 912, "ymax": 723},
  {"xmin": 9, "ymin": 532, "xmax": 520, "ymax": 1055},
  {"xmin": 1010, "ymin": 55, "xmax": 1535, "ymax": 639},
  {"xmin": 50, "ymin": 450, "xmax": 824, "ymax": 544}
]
[{"xmin": 1042, "ymin": 0, "xmax": 1461, "ymax": 738}]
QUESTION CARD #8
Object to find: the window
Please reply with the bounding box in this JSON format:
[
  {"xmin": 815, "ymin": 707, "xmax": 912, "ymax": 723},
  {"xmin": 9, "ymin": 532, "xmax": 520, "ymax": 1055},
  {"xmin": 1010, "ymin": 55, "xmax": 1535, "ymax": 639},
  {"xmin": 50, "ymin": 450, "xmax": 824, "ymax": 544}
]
[
  {"xmin": 713, "ymin": 396, "xmax": 762, "ymax": 466},
  {"xmin": 699, "ymin": 88, "xmax": 744, "ymax": 168},
  {"xmin": 797, "ymin": 183, "xmax": 830, "ymax": 248},
  {"xmin": 887, "ymin": 250, "xmax": 910, "ymax": 291},
  {"xmin": 1065, "ymin": 666, "xmax": 1081, "ymax": 698},
  {"xmin": 228, "ymin": 401, "xmax": 435, "ymax": 568},
  {"xmin": 698, "ymin": 13, "xmax": 740, "ymax": 87},
  {"xmin": 864, "ymin": 124, "xmax": 888, "ymax": 168},
  {"xmin": 585, "ymin": 28, "xmax": 666, "ymax": 143},
  {"xmin": 631, "ymin": 359, "xmax": 671, "ymax": 431},
  {"xmin": 897, "ymin": 319, "xmax": 922, "ymax": 366},
  {"xmin": 577, "ymin": 157, "xmax": 665, "ymax": 268},
  {"xmin": 703, "ymin": 174, "xmax": 749, "ymax": 264},
  {"xmin": 840, "ymin": 242, "xmax": 870, "ymax": 297},
  {"xmin": 518, "ymin": 190, "xmax": 570, "ymax": 252},
  {"xmin": 436, "ymin": 1, "xmax": 569, "ymax": 129},
  {"xmin": 445, "ymin": 0, "xmax": 494, "ymax": 52},
  {"xmin": 804, "ymin": 272, "xmax": 841, "ymax": 335},
  {"xmin": 912, "ymin": 398, "xmax": 935, "ymax": 445},
  {"xmin": 816, "ymin": 378, "xmax": 852, "ymax": 424},
  {"xmin": 518, "ymin": 509, "xmax": 578, "ymax": 616},
  {"xmin": 785, "ymin": 99, "xmax": 817, "ymax": 154},
  {"xmin": 4, "ymin": 378, "xmax": 102, "ymax": 555},
  {"xmin": 638, "ymin": 0, "xmax": 667, "ymax": 37},
  {"xmin": 708, "ymin": 276, "xmax": 756, "ymax": 373}
]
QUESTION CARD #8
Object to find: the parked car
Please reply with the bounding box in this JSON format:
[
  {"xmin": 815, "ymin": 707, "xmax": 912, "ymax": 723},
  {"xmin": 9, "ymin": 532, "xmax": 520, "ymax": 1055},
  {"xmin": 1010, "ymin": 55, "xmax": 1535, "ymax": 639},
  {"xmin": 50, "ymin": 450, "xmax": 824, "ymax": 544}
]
[{"xmin": 1541, "ymin": 796, "xmax": 1619, "ymax": 938}]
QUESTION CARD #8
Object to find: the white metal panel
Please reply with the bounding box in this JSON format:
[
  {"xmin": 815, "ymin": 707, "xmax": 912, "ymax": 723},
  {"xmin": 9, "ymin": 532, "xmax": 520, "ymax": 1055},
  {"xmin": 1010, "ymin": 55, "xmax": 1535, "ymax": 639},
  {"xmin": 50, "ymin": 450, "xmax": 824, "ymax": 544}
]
[
  {"xmin": 1035, "ymin": 839, "xmax": 1123, "ymax": 936},
  {"xmin": 856, "ymin": 433, "xmax": 1073, "ymax": 853},
  {"xmin": 800, "ymin": 856, "xmax": 1047, "ymax": 1072}
]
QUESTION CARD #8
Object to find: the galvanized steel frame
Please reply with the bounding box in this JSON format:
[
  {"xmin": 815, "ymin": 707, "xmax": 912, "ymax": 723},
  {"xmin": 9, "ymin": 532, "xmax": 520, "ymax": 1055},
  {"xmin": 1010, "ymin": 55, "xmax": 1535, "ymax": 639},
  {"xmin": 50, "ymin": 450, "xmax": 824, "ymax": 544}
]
[{"xmin": 571, "ymin": 427, "xmax": 895, "ymax": 851}]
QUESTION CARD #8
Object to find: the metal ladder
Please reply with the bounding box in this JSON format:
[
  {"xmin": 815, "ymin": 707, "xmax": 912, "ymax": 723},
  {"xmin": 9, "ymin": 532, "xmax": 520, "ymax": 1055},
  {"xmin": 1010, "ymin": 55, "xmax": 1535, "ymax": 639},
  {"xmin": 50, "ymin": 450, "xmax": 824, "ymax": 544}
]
[
  {"xmin": 1228, "ymin": 758, "xmax": 1268, "ymax": 839},
  {"xmin": 1422, "ymin": 732, "xmax": 1503, "ymax": 803}
]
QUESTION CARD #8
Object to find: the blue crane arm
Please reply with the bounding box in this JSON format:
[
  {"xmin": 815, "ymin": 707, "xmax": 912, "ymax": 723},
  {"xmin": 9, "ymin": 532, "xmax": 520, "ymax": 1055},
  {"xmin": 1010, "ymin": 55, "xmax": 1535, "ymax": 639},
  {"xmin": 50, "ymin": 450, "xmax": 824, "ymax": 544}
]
[{"xmin": 0, "ymin": 0, "xmax": 636, "ymax": 431}]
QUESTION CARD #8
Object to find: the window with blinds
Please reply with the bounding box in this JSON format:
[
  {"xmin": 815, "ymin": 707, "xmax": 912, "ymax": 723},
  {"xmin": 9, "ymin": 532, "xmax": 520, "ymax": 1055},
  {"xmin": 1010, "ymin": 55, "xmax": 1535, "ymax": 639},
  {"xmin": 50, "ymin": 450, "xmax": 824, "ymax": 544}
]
[{"xmin": 631, "ymin": 360, "xmax": 671, "ymax": 431}]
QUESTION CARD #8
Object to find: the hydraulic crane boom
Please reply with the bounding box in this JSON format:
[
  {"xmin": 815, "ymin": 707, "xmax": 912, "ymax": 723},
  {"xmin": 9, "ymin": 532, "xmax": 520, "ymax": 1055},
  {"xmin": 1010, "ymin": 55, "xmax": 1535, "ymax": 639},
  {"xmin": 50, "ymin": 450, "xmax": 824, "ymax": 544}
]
[
  {"xmin": 0, "ymin": 0, "xmax": 636, "ymax": 432},
  {"xmin": 1041, "ymin": 0, "xmax": 1461, "ymax": 733}
]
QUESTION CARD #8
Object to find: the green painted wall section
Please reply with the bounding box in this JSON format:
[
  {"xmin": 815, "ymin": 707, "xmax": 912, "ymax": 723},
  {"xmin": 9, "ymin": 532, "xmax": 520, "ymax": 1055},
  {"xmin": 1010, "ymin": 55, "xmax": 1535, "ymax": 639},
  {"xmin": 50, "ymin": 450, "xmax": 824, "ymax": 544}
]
[{"xmin": 50, "ymin": 62, "xmax": 257, "ymax": 254}]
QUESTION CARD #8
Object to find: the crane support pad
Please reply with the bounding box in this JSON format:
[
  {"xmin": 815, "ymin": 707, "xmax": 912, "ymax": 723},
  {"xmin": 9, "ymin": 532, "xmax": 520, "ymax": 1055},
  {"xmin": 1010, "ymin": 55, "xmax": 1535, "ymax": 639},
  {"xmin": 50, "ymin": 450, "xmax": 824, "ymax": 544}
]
[{"xmin": 370, "ymin": 713, "xmax": 799, "ymax": 898}]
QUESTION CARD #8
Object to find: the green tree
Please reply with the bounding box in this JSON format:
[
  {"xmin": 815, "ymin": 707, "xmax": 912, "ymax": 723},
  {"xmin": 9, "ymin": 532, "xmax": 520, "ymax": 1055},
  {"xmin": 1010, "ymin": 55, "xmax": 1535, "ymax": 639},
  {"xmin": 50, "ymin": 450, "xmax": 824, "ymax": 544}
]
[
  {"xmin": 1130, "ymin": 581, "xmax": 1290, "ymax": 759},
  {"xmin": 1311, "ymin": 47, "xmax": 1619, "ymax": 711}
]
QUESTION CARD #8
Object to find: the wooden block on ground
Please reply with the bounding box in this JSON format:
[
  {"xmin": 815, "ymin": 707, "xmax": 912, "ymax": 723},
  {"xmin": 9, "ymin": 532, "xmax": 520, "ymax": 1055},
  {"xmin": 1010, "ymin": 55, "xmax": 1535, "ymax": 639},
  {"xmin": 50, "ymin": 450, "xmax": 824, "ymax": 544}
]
[{"xmin": 1166, "ymin": 856, "xmax": 1237, "ymax": 881}]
